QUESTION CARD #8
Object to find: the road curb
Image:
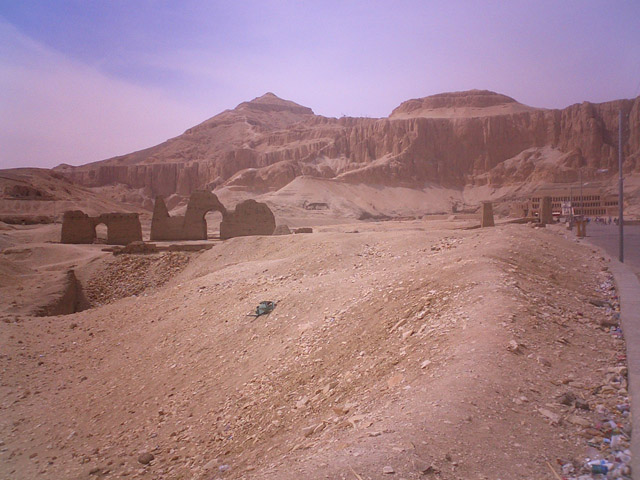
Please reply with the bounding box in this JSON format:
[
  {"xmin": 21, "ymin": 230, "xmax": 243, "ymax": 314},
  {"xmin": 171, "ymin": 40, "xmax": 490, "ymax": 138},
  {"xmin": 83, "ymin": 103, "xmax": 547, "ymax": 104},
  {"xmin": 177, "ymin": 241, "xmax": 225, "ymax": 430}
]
[{"xmin": 603, "ymin": 255, "xmax": 640, "ymax": 478}]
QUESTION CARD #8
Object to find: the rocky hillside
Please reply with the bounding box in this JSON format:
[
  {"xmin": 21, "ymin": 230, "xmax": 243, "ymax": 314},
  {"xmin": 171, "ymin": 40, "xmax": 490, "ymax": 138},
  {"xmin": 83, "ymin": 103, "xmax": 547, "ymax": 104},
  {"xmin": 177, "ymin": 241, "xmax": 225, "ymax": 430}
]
[
  {"xmin": 0, "ymin": 168, "xmax": 142, "ymax": 218},
  {"xmin": 54, "ymin": 90, "xmax": 640, "ymax": 197}
]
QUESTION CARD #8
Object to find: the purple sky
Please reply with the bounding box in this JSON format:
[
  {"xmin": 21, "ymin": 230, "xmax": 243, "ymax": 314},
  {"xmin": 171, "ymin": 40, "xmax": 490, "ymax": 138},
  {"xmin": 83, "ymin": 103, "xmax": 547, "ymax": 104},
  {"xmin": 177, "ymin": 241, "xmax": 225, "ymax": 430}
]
[{"xmin": 1, "ymin": 1, "xmax": 639, "ymax": 169}]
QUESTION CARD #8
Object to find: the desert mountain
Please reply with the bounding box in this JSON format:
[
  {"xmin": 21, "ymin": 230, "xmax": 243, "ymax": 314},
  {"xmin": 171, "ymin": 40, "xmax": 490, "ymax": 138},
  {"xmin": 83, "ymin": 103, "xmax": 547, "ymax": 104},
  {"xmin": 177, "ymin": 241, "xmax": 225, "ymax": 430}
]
[
  {"xmin": 0, "ymin": 168, "xmax": 142, "ymax": 219},
  {"xmin": 54, "ymin": 90, "xmax": 639, "ymax": 206}
]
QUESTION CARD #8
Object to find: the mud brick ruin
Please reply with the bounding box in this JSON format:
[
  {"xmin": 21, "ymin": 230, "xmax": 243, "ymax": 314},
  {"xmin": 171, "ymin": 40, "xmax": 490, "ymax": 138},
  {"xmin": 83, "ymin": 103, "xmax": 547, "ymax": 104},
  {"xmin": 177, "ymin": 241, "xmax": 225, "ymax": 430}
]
[
  {"xmin": 61, "ymin": 211, "xmax": 142, "ymax": 245},
  {"xmin": 220, "ymin": 199, "xmax": 276, "ymax": 240},
  {"xmin": 151, "ymin": 190, "xmax": 227, "ymax": 241},
  {"xmin": 481, "ymin": 201, "xmax": 495, "ymax": 227},
  {"xmin": 151, "ymin": 192, "xmax": 276, "ymax": 241}
]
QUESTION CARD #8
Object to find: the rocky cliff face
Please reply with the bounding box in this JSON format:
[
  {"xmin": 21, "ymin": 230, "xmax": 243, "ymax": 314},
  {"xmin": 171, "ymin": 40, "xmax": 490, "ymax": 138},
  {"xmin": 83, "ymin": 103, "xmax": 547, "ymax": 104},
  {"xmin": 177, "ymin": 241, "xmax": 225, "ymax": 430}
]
[{"xmin": 55, "ymin": 90, "xmax": 640, "ymax": 196}]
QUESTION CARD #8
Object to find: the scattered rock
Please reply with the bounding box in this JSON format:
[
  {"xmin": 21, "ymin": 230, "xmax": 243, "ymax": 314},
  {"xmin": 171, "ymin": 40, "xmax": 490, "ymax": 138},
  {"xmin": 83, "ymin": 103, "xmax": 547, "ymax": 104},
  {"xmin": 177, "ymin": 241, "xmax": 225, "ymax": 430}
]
[
  {"xmin": 137, "ymin": 452, "xmax": 154, "ymax": 465},
  {"xmin": 507, "ymin": 340, "xmax": 523, "ymax": 354},
  {"xmin": 599, "ymin": 317, "xmax": 618, "ymax": 328},
  {"xmin": 536, "ymin": 356, "xmax": 551, "ymax": 367},
  {"xmin": 383, "ymin": 465, "xmax": 395, "ymax": 474},
  {"xmin": 538, "ymin": 408, "xmax": 560, "ymax": 424},
  {"xmin": 332, "ymin": 405, "xmax": 350, "ymax": 416},
  {"xmin": 575, "ymin": 398, "xmax": 590, "ymax": 410},
  {"xmin": 390, "ymin": 318, "xmax": 407, "ymax": 333},
  {"xmin": 401, "ymin": 329, "xmax": 414, "ymax": 340},
  {"xmin": 589, "ymin": 299, "xmax": 611, "ymax": 308},
  {"xmin": 566, "ymin": 415, "xmax": 590, "ymax": 427},
  {"xmin": 559, "ymin": 392, "xmax": 576, "ymax": 406},
  {"xmin": 295, "ymin": 396, "xmax": 309, "ymax": 409}
]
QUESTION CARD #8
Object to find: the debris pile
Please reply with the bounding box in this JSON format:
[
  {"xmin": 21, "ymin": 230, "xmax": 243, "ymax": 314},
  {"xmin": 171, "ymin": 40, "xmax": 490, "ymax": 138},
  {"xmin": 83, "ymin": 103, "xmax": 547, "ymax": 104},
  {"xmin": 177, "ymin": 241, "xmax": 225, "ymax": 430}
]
[
  {"xmin": 562, "ymin": 273, "xmax": 632, "ymax": 480},
  {"xmin": 85, "ymin": 253, "xmax": 191, "ymax": 306}
]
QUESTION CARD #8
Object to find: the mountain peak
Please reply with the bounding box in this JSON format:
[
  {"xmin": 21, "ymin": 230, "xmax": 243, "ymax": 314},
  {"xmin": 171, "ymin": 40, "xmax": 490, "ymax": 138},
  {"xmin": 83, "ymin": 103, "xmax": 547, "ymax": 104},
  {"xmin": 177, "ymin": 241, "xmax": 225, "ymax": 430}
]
[
  {"xmin": 390, "ymin": 89, "xmax": 535, "ymax": 119},
  {"xmin": 236, "ymin": 93, "xmax": 314, "ymax": 115}
]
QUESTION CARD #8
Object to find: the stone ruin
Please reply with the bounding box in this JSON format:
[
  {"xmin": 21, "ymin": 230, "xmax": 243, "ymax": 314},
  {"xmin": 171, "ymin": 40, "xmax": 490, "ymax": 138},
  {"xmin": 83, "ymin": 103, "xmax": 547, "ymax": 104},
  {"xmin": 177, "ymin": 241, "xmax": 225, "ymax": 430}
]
[
  {"xmin": 61, "ymin": 191, "xmax": 279, "ymax": 246},
  {"xmin": 151, "ymin": 190, "xmax": 227, "ymax": 241},
  {"xmin": 303, "ymin": 200, "xmax": 329, "ymax": 210},
  {"xmin": 220, "ymin": 199, "xmax": 276, "ymax": 240},
  {"xmin": 151, "ymin": 192, "xmax": 276, "ymax": 241},
  {"xmin": 61, "ymin": 211, "xmax": 142, "ymax": 245},
  {"xmin": 481, "ymin": 201, "xmax": 495, "ymax": 227},
  {"xmin": 273, "ymin": 224, "xmax": 292, "ymax": 235},
  {"xmin": 539, "ymin": 196, "xmax": 553, "ymax": 225}
]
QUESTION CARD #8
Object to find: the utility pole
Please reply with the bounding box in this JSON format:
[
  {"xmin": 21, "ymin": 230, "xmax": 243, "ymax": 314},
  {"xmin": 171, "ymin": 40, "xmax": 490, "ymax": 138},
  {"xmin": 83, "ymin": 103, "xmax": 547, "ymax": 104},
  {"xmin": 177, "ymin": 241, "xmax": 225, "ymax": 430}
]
[
  {"xmin": 570, "ymin": 185, "xmax": 573, "ymax": 220},
  {"xmin": 619, "ymin": 110, "xmax": 624, "ymax": 262},
  {"xmin": 579, "ymin": 168, "xmax": 583, "ymax": 216}
]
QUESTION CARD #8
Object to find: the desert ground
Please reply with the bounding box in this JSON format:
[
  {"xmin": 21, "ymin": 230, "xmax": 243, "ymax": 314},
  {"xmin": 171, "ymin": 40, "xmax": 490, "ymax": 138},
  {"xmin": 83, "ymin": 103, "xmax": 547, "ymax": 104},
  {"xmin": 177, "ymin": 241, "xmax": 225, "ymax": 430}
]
[{"xmin": 0, "ymin": 212, "xmax": 631, "ymax": 479}]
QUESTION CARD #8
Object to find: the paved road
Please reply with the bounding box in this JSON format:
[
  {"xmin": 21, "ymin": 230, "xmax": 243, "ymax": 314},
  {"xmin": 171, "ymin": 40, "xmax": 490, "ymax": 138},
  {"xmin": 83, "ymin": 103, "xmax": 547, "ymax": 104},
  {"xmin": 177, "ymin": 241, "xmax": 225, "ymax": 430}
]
[{"xmin": 582, "ymin": 224, "xmax": 640, "ymax": 278}]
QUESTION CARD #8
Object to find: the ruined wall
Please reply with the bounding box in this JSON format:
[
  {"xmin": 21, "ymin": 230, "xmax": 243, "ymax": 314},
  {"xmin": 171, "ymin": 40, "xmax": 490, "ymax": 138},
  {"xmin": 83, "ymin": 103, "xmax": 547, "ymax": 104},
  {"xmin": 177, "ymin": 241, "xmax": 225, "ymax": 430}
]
[
  {"xmin": 220, "ymin": 200, "xmax": 276, "ymax": 240},
  {"xmin": 61, "ymin": 211, "xmax": 96, "ymax": 244},
  {"xmin": 150, "ymin": 191, "xmax": 226, "ymax": 241},
  {"xmin": 61, "ymin": 210, "xmax": 142, "ymax": 245},
  {"xmin": 97, "ymin": 213, "xmax": 142, "ymax": 245}
]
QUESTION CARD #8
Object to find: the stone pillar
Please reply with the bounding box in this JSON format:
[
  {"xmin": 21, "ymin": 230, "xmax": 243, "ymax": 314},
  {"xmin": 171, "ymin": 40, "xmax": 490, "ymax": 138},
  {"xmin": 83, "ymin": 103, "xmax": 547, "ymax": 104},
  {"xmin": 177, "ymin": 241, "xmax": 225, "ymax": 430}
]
[
  {"xmin": 539, "ymin": 197, "xmax": 553, "ymax": 225},
  {"xmin": 481, "ymin": 202, "xmax": 494, "ymax": 227}
]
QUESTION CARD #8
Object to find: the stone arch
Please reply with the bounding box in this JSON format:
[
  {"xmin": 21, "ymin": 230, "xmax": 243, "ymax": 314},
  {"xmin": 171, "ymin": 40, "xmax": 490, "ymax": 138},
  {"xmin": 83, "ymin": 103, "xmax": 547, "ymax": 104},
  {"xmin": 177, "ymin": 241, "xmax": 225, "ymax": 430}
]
[
  {"xmin": 94, "ymin": 222, "xmax": 108, "ymax": 243},
  {"xmin": 96, "ymin": 213, "xmax": 143, "ymax": 245},
  {"xmin": 61, "ymin": 211, "xmax": 142, "ymax": 245},
  {"xmin": 204, "ymin": 210, "xmax": 223, "ymax": 238},
  {"xmin": 151, "ymin": 191, "xmax": 227, "ymax": 241}
]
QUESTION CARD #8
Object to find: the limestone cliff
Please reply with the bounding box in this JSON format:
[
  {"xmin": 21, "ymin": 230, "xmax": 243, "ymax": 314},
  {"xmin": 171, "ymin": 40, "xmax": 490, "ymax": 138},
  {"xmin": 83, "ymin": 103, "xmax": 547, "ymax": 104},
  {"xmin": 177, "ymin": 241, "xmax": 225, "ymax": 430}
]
[{"xmin": 55, "ymin": 90, "xmax": 640, "ymax": 196}]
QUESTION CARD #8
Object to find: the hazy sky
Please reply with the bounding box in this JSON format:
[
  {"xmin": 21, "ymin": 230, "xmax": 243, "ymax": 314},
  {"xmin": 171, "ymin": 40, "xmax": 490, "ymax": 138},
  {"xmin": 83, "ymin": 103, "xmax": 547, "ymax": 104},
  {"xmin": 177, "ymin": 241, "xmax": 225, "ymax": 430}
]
[{"xmin": 1, "ymin": 1, "xmax": 639, "ymax": 169}]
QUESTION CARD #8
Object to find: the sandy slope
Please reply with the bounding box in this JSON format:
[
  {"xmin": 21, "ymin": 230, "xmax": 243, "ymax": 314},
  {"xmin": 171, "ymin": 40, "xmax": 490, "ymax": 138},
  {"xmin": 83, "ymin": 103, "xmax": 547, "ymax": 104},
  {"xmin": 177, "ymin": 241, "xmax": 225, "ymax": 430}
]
[
  {"xmin": 0, "ymin": 219, "xmax": 628, "ymax": 479},
  {"xmin": 0, "ymin": 224, "xmax": 111, "ymax": 316}
]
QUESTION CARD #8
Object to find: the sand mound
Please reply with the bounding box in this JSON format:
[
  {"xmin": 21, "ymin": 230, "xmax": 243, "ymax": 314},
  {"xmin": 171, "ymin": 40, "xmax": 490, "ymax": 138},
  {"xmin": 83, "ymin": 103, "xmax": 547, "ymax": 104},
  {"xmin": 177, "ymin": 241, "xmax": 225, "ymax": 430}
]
[{"xmin": 0, "ymin": 221, "xmax": 628, "ymax": 479}]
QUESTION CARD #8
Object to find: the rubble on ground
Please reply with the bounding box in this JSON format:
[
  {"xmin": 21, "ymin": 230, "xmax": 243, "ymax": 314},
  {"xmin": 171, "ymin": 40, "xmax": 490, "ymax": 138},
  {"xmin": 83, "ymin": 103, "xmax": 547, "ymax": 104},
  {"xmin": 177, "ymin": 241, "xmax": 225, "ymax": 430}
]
[{"xmin": 84, "ymin": 253, "xmax": 191, "ymax": 306}]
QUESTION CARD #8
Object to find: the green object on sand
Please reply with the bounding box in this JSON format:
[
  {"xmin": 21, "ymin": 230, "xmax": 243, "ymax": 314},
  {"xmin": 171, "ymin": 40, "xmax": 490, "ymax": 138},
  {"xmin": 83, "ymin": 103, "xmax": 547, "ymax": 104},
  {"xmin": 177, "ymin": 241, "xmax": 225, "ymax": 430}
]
[{"xmin": 248, "ymin": 301, "xmax": 276, "ymax": 317}]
